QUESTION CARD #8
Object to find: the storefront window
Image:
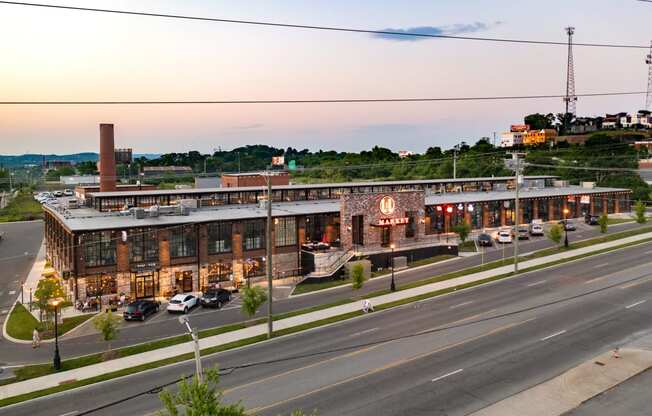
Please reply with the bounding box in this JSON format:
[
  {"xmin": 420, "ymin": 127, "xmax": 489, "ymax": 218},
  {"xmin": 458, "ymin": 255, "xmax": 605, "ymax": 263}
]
[
  {"xmin": 522, "ymin": 200, "xmax": 533, "ymax": 224},
  {"xmin": 594, "ymin": 195, "xmax": 604, "ymax": 215},
  {"xmin": 207, "ymin": 262, "xmax": 233, "ymax": 285},
  {"xmin": 427, "ymin": 206, "xmax": 445, "ymax": 234},
  {"xmin": 405, "ymin": 211, "xmax": 416, "ymax": 238},
  {"xmin": 170, "ymin": 225, "xmax": 197, "ymax": 258},
  {"xmin": 132, "ymin": 272, "xmax": 157, "ymax": 299},
  {"xmin": 129, "ymin": 228, "xmax": 159, "ymax": 263},
  {"xmin": 352, "ymin": 215, "xmax": 364, "ymax": 245},
  {"xmin": 244, "ymin": 220, "xmax": 265, "ymax": 250},
  {"xmin": 85, "ymin": 274, "xmax": 117, "ymax": 297},
  {"xmin": 469, "ymin": 204, "xmax": 482, "ymax": 229},
  {"xmin": 84, "ymin": 231, "xmax": 116, "ymax": 267},
  {"xmin": 175, "ymin": 271, "xmax": 193, "ymax": 292},
  {"xmin": 208, "ymin": 222, "xmax": 232, "ymax": 254},
  {"xmin": 488, "ymin": 201, "xmax": 501, "ymax": 228},
  {"xmin": 243, "ymin": 257, "xmax": 266, "ymax": 279},
  {"xmin": 538, "ymin": 200, "xmax": 549, "ymax": 221},
  {"xmin": 275, "ymin": 217, "xmax": 297, "ymax": 247}
]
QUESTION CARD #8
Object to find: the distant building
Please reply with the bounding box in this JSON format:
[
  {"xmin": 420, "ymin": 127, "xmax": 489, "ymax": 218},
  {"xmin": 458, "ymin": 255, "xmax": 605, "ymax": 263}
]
[
  {"xmin": 221, "ymin": 172, "xmax": 290, "ymax": 188},
  {"xmin": 115, "ymin": 148, "xmax": 133, "ymax": 165},
  {"xmin": 620, "ymin": 111, "xmax": 652, "ymax": 129},
  {"xmin": 499, "ymin": 131, "xmax": 525, "ymax": 148},
  {"xmin": 195, "ymin": 176, "xmax": 221, "ymax": 189},
  {"xmin": 60, "ymin": 175, "xmax": 100, "ymax": 186},
  {"xmin": 398, "ymin": 150, "xmax": 415, "ymax": 159},
  {"xmin": 44, "ymin": 160, "xmax": 73, "ymax": 170},
  {"xmin": 141, "ymin": 166, "xmax": 193, "ymax": 177}
]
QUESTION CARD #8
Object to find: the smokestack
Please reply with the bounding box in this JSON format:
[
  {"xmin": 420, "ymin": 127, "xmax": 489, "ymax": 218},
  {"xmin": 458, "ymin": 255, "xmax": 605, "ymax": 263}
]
[{"xmin": 99, "ymin": 123, "xmax": 117, "ymax": 192}]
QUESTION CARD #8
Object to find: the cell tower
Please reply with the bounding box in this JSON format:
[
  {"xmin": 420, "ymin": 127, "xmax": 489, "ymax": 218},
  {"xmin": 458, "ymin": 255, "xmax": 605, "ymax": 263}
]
[
  {"xmin": 646, "ymin": 41, "xmax": 652, "ymax": 111},
  {"xmin": 563, "ymin": 27, "xmax": 578, "ymax": 115}
]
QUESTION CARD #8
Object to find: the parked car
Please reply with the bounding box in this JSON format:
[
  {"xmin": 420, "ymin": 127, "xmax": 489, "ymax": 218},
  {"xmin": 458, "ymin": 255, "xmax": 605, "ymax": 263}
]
[
  {"xmin": 63, "ymin": 189, "xmax": 74, "ymax": 196},
  {"xmin": 167, "ymin": 293, "xmax": 198, "ymax": 314},
  {"xmin": 496, "ymin": 229, "xmax": 513, "ymax": 244},
  {"xmin": 200, "ymin": 288, "xmax": 232, "ymax": 308},
  {"xmin": 52, "ymin": 190, "xmax": 64, "ymax": 197},
  {"xmin": 559, "ymin": 219, "xmax": 577, "ymax": 230},
  {"xmin": 529, "ymin": 222, "xmax": 544, "ymax": 236},
  {"xmin": 516, "ymin": 227, "xmax": 530, "ymax": 240},
  {"xmin": 477, "ymin": 233, "xmax": 493, "ymax": 247},
  {"xmin": 43, "ymin": 198, "xmax": 59, "ymax": 205},
  {"xmin": 36, "ymin": 192, "xmax": 53, "ymax": 202},
  {"xmin": 585, "ymin": 215, "xmax": 599, "ymax": 226},
  {"xmin": 123, "ymin": 300, "xmax": 159, "ymax": 321}
]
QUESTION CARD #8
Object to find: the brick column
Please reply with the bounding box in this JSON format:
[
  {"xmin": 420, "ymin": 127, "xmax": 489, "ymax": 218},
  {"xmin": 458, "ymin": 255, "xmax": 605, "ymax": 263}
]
[
  {"xmin": 500, "ymin": 205, "xmax": 506, "ymax": 226},
  {"xmin": 603, "ymin": 195, "xmax": 608, "ymax": 215},
  {"xmin": 483, "ymin": 204, "xmax": 489, "ymax": 228},
  {"xmin": 532, "ymin": 200, "xmax": 539, "ymax": 220},
  {"xmin": 464, "ymin": 210, "xmax": 472, "ymax": 227},
  {"xmin": 614, "ymin": 194, "xmax": 620, "ymax": 214},
  {"xmin": 117, "ymin": 239, "xmax": 129, "ymax": 273},
  {"xmin": 159, "ymin": 230, "xmax": 170, "ymax": 267},
  {"xmin": 548, "ymin": 199, "xmax": 555, "ymax": 221}
]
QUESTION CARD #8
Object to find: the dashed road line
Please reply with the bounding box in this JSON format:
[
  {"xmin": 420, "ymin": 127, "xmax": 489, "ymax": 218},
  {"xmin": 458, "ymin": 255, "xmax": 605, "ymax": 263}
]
[
  {"xmin": 626, "ymin": 300, "xmax": 647, "ymax": 309},
  {"xmin": 432, "ymin": 368, "xmax": 463, "ymax": 383},
  {"xmin": 450, "ymin": 301, "xmax": 473, "ymax": 309},
  {"xmin": 527, "ymin": 280, "xmax": 546, "ymax": 287},
  {"xmin": 585, "ymin": 276, "xmax": 609, "ymax": 284},
  {"xmin": 620, "ymin": 278, "xmax": 652, "ymax": 290},
  {"xmin": 8, "ymin": 291, "xmax": 15, "ymax": 295},
  {"xmin": 348, "ymin": 327, "xmax": 380, "ymax": 338},
  {"xmin": 593, "ymin": 263, "xmax": 609, "ymax": 269},
  {"xmin": 541, "ymin": 330, "xmax": 566, "ymax": 341}
]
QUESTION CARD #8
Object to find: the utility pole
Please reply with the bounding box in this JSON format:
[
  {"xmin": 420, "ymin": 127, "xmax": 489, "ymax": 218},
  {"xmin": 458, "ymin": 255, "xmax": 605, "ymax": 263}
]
[
  {"xmin": 510, "ymin": 152, "xmax": 525, "ymax": 273},
  {"xmin": 645, "ymin": 40, "xmax": 652, "ymax": 111},
  {"xmin": 265, "ymin": 172, "xmax": 273, "ymax": 339},
  {"xmin": 453, "ymin": 145, "xmax": 459, "ymax": 179}
]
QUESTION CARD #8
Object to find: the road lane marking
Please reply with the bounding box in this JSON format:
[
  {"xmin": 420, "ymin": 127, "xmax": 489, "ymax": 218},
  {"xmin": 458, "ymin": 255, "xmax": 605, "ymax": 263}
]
[
  {"xmin": 626, "ymin": 300, "xmax": 647, "ymax": 309},
  {"xmin": 541, "ymin": 330, "xmax": 567, "ymax": 341},
  {"xmin": 432, "ymin": 369, "xmax": 463, "ymax": 382},
  {"xmin": 620, "ymin": 278, "xmax": 652, "ymax": 290},
  {"xmin": 58, "ymin": 412, "xmax": 79, "ymax": 416},
  {"xmin": 593, "ymin": 263, "xmax": 609, "ymax": 269},
  {"xmin": 645, "ymin": 250, "xmax": 652, "ymax": 255},
  {"xmin": 527, "ymin": 280, "xmax": 546, "ymax": 287},
  {"xmin": 0, "ymin": 310, "xmax": 8, "ymax": 315},
  {"xmin": 415, "ymin": 309, "xmax": 497, "ymax": 335},
  {"xmin": 450, "ymin": 301, "xmax": 473, "ymax": 309},
  {"xmin": 348, "ymin": 327, "xmax": 380, "ymax": 338},
  {"xmin": 247, "ymin": 318, "xmax": 535, "ymax": 414},
  {"xmin": 8, "ymin": 291, "xmax": 15, "ymax": 295},
  {"xmin": 585, "ymin": 276, "xmax": 609, "ymax": 284}
]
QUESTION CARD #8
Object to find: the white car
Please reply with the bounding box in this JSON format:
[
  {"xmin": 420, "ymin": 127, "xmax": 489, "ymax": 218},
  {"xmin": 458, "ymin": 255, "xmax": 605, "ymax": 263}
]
[
  {"xmin": 63, "ymin": 189, "xmax": 74, "ymax": 196},
  {"xmin": 529, "ymin": 223, "xmax": 544, "ymax": 236},
  {"xmin": 43, "ymin": 198, "xmax": 60, "ymax": 205},
  {"xmin": 167, "ymin": 294, "xmax": 198, "ymax": 314},
  {"xmin": 496, "ymin": 229, "xmax": 513, "ymax": 244},
  {"xmin": 36, "ymin": 192, "xmax": 53, "ymax": 202}
]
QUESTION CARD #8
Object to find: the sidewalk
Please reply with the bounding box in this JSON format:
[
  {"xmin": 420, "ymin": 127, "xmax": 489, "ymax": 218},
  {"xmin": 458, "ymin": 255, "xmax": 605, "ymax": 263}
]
[{"xmin": 2, "ymin": 230, "xmax": 652, "ymax": 401}]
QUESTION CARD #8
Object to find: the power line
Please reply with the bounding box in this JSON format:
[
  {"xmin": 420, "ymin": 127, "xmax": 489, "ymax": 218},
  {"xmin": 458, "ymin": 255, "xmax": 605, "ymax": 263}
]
[
  {"xmin": 0, "ymin": 1, "xmax": 649, "ymax": 49},
  {"xmin": 0, "ymin": 91, "xmax": 647, "ymax": 105}
]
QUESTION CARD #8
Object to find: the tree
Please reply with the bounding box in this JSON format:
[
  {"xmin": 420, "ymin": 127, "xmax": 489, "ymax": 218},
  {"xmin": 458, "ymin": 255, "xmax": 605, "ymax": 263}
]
[
  {"xmin": 452, "ymin": 221, "xmax": 471, "ymax": 244},
  {"xmin": 34, "ymin": 277, "xmax": 66, "ymax": 326},
  {"xmin": 76, "ymin": 161, "xmax": 98, "ymax": 175},
  {"xmin": 93, "ymin": 310, "xmax": 121, "ymax": 357},
  {"xmin": 635, "ymin": 200, "xmax": 647, "ymax": 224},
  {"xmin": 240, "ymin": 286, "xmax": 267, "ymax": 318},
  {"xmin": 524, "ymin": 113, "xmax": 554, "ymax": 130},
  {"xmin": 598, "ymin": 214, "xmax": 608, "ymax": 234},
  {"xmin": 351, "ymin": 264, "xmax": 364, "ymax": 290},
  {"xmin": 547, "ymin": 224, "xmax": 563, "ymax": 245},
  {"xmin": 159, "ymin": 367, "xmax": 246, "ymax": 416}
]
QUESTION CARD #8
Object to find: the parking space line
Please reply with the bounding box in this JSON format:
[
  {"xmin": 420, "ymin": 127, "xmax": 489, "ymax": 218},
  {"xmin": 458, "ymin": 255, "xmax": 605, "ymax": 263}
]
[
  {"xmin": 626, "ymin": 300, "xmax": 647, "ymax": 309},
  {"xmin": 432, "ymin": 369, "xmax": 463, "ymax": 383}
]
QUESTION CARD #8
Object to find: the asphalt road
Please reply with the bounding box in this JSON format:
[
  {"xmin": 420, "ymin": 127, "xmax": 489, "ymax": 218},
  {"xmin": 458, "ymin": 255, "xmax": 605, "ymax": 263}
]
[
  {"xmin": 0, "ymin": 221, "xmax": 43, "ymax": 358},
  {"xmin": 4, "ymin": 235, "xmax": 652, "ymax": 416},
  {"xmin": 565, "ymin": 368, "xmax": 652, "ymax": 416},
  {"xmin": 1, "ymin": 220, "xmax": 646, "ymax": 365}
]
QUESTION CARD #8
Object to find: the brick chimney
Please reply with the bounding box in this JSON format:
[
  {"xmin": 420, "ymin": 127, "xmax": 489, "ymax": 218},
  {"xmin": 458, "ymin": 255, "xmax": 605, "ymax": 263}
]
[{"xmin": 99, "ymin": 123, "xmax": 117, "ymax": 192}]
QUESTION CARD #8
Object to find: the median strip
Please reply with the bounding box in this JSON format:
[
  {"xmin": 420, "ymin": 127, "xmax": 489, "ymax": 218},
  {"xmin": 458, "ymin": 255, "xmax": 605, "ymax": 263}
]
[{"xmin": 2, "ymin": 228, "xmax": 652, "ymax": 407}]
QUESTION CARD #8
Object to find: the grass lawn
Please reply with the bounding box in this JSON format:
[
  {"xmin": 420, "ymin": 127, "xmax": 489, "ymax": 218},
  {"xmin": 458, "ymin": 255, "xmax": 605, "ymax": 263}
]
[
  {"xmin": 5, "ymin": 303, "xmax": 95, "ymax": 341},
  {"xmin": 458, "ymin": 241, "xmax": 477, "ymax": 252},
  {"xmin": 0, "ymin": 192, "xmax": 43, "ymax": 223}
]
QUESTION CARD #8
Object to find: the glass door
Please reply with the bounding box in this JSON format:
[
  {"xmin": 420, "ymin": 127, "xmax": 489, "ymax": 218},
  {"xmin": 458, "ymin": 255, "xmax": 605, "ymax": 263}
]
[{"xmin": 135, "ymin": 273, "xmax": 155, "ymax": 298}]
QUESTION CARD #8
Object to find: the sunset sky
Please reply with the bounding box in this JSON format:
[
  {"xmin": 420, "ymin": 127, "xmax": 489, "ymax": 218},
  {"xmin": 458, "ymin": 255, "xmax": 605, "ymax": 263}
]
[{"xmin": 1, "ymin": 0, "xmax": 651, "ymax": 155}]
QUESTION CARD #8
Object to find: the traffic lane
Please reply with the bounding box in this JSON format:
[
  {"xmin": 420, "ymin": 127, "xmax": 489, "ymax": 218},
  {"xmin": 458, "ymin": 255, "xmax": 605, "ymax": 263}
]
[
  {"xmin": 566, "ymin": 368, "xmax": 652, "ymax": 416},
  {"xmin": 6, "ymin": 259, "xmax": 652, "ymax": 416},
  {"xmin": 0, "ymin": 221, "xmax": 43, "ymax": 335},
  {"xmin": 9, "ymin": 234, "xmax": 652, "ymax": 366},
  {"xmin": 261, "ymin": 280, "xmax": 652, "ymax": 416}
]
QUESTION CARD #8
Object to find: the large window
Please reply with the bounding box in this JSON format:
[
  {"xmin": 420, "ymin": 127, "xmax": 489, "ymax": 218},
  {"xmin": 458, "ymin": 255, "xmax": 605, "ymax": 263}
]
[
  {"xmin": 275, "ymin": 217, "xmax": 297, "ymax": 247},
  {"xmin": 352, "ymin": 215, "xmax": 364, "ymax": 246},
  {"xmin": 243, "ymin": 256, "xmax": 266, "ymax": 279},
  {"xmin": 207, "ymin": 222, "xmax": 232, "ymax": 254},
  {"xmin": 244, "ymin": 220, "xmax": 265, "ymax": 250},
  {"xmin": 84, "ymin": 231, "xmax": 116, "ymax": 267},
  {"xmin": 169, "ymin": 225, "xmax": 197, "ymax": 258},
  {"xmin": 85, "ymin": 274, "xmax": 117, "ymax": 297},
  {"xmin": 207, "ymin": 262, "xmax": 233, "ymax": 285},
  {"xmin": 175, "ymin": 271, "xmax": 193, "ymax": 292},
  {"xmin": 129, "ymin": 228, "xmax": 159, "ymax": 263}
]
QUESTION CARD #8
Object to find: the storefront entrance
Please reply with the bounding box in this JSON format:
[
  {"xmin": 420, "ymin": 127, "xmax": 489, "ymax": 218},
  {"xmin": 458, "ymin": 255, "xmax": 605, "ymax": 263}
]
[
  {"xmin": 175, "ymin": 271, "xmax": 194, "ymax": 292},
  {"xmin": 380, "ymin": 226, "xmax": 391, "ymax": 247},
  {"xmin": 132, "ymin": 272, "xmax": 158, "ymax": 299}
]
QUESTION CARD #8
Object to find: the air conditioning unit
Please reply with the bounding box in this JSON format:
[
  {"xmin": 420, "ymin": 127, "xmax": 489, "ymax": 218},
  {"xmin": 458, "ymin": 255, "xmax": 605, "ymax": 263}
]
[
  {"xmin": 179, "ymin": 199, "xmax": 198, "ymax": 209},
  {"xmin": 148, "ymin": 205, "xmax": 160, "ymax": 217},
  {"xmin": 581, "ymin": 182, "xmax": 596, "ymax": 189},
  {"xmin": 131, "ymin": 207, "xmax": 146, "ymax": 219},
  {"xmin": 66, "ymin": 199, "xmax": 79, "ymax": 209},
  {"xmin": 259, "ymin": 200, "xmax": 269, "ymax": 209},
  {"xmin": 553, "ymin": 180, "xmax": 570, "ymax": 188}
]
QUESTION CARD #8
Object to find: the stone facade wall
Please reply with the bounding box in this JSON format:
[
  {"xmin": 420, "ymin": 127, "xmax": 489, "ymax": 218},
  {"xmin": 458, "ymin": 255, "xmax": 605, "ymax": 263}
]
[{"xmin": 340, "ymin": 191, "xmax": 426, "ymax": 250}]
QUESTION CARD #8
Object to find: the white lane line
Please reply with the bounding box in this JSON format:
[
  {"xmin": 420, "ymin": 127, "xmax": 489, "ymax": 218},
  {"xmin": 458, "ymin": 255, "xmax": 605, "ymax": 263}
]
[
  {"xmin": 527, "ymin": 280, "xmax": 546, "ymax": 287},
  {"xmin": 585, "ymin": 276, "xmax": 608, "ymax": 285},
  {"xmin": 645, "ymin": 250, "xmax": 652, "ymax": 255},
  {"xmin": 626, "ymin": 300, "xmax": 647, "ymax": 309},
  {"xmin": 432, "ymin": 368, "xmax": 463, "ymax": 382},
  {"xmin": 593, "ymin": 263, "xmax": 609, "ymax": 269},
  {"xmin": 8, "ymin": 290, "xmax": 15, "ymax": 295},
  {"xmin": 58, "ymin": 411, "xmax": 79, "ymax": 416},
  {"xmin": 0, "ymin": 310, "xmax": 8, "ymax": 314},
  {"xmin": 450, "ymin": 301, "xmax": 473, "ymax": 309},
  {"xmin": 541, "ymin": 330, "xmax": 567, "ymax": 341},
  {"xmin": 348, "ymin": 327, "xmax": 380, "ymax": 338}
]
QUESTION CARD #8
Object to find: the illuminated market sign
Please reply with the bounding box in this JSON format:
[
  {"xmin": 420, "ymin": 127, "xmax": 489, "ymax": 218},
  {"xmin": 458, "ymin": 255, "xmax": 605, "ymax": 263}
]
[
  {"xmin": 379, "ymin": 196, "xmax": 396, "ymax": 215},
  {"xmin": 378, "ymin": 217, "xmax": 409, "ymax": 226}
]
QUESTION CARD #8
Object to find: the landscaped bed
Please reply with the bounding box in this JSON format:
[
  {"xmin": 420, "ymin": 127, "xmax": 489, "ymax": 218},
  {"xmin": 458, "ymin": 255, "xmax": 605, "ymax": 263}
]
[{"xmin": 5, "ymin": 303, "xmax": 95, "ymax": 341}]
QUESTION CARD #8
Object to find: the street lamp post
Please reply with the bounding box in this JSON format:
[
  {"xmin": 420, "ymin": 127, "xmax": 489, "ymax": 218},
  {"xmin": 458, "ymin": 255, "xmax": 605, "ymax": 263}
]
[
  {"xmin": 51, "ymin": 300, "xmax": 61, "ymax": 370},
  {"xmin": 563, "ymin": 208, "xmax": 570, "ymax": 248},
  {"xmin": 390, "ymin": 244, "xmax": 396, "ymax": 292},
  {"xmin": 178, "ymin": 315, "xmax": 202, "ymax": 383}
]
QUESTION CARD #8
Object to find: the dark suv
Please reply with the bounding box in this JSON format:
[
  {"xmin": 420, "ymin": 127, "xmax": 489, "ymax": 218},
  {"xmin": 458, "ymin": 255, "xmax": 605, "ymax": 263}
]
[
  {"xmin": 123, "ymin": 300, "xmax": 159, "ymax": 321},
  {"xmin": 585, "ymin": 215, "xmax": 599, "ymax": 225},
  {"xmin": 200, "ymin": 288, "xmax": 232, "ymax": 308}
]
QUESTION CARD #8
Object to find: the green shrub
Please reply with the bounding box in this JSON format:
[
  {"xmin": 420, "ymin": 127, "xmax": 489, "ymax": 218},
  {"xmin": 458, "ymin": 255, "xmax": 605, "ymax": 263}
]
[{"xmin": 351, "ymin": 264, "xmax": 364, "ymax": 290}]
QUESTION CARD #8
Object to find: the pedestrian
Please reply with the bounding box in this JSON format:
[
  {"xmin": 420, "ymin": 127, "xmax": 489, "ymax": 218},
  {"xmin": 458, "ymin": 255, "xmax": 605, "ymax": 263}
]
[
  {"xmin": 613, "ymin": 347, "xmax": 620, "ymax": 359},
  {"xmin": 32, "ymin": 327, "xmax": 40, "ymax": 349},
  {"xmin": 362, "ymin": 299, "xmax": 374, "ymax": 313}
]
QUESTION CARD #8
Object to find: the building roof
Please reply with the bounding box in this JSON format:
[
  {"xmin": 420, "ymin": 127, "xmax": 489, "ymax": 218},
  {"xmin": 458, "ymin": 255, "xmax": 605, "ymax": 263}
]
[
  {"xmin": 46, "ymin": 184, "xmax": 628, "ymax": 232},
  {"xmin": 87, "ymin": 176, "xmax": 557, "ymax": 198},
  {"xmin": 142, "ymin": 166, "xmax": 192, "ymax": 172}
]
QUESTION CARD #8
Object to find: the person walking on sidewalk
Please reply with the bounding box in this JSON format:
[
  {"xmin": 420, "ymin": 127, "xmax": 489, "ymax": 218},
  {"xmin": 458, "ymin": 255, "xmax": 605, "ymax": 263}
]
[
  {"xmin": 362, "ymin": 299, "xmax": 374, "ymax": 313},
  {"xmin": 32, "ymin": 327, "xmax": 40, "ymax": 348}
]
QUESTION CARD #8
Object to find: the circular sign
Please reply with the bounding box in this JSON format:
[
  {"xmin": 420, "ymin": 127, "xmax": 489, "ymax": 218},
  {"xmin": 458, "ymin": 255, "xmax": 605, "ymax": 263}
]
[{"xmin": 379, "ymin": 196, "xmax": 396, "ymax": 215}]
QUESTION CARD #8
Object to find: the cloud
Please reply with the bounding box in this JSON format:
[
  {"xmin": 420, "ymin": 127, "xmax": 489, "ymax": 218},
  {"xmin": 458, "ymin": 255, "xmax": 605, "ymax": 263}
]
[
  {"xmin": 231, "ymin": 123, "xmax": 264, "ymax": 130},
  {"xmin": 372, "ymin": 21, "xmax": 501, "ymax": 41}
]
